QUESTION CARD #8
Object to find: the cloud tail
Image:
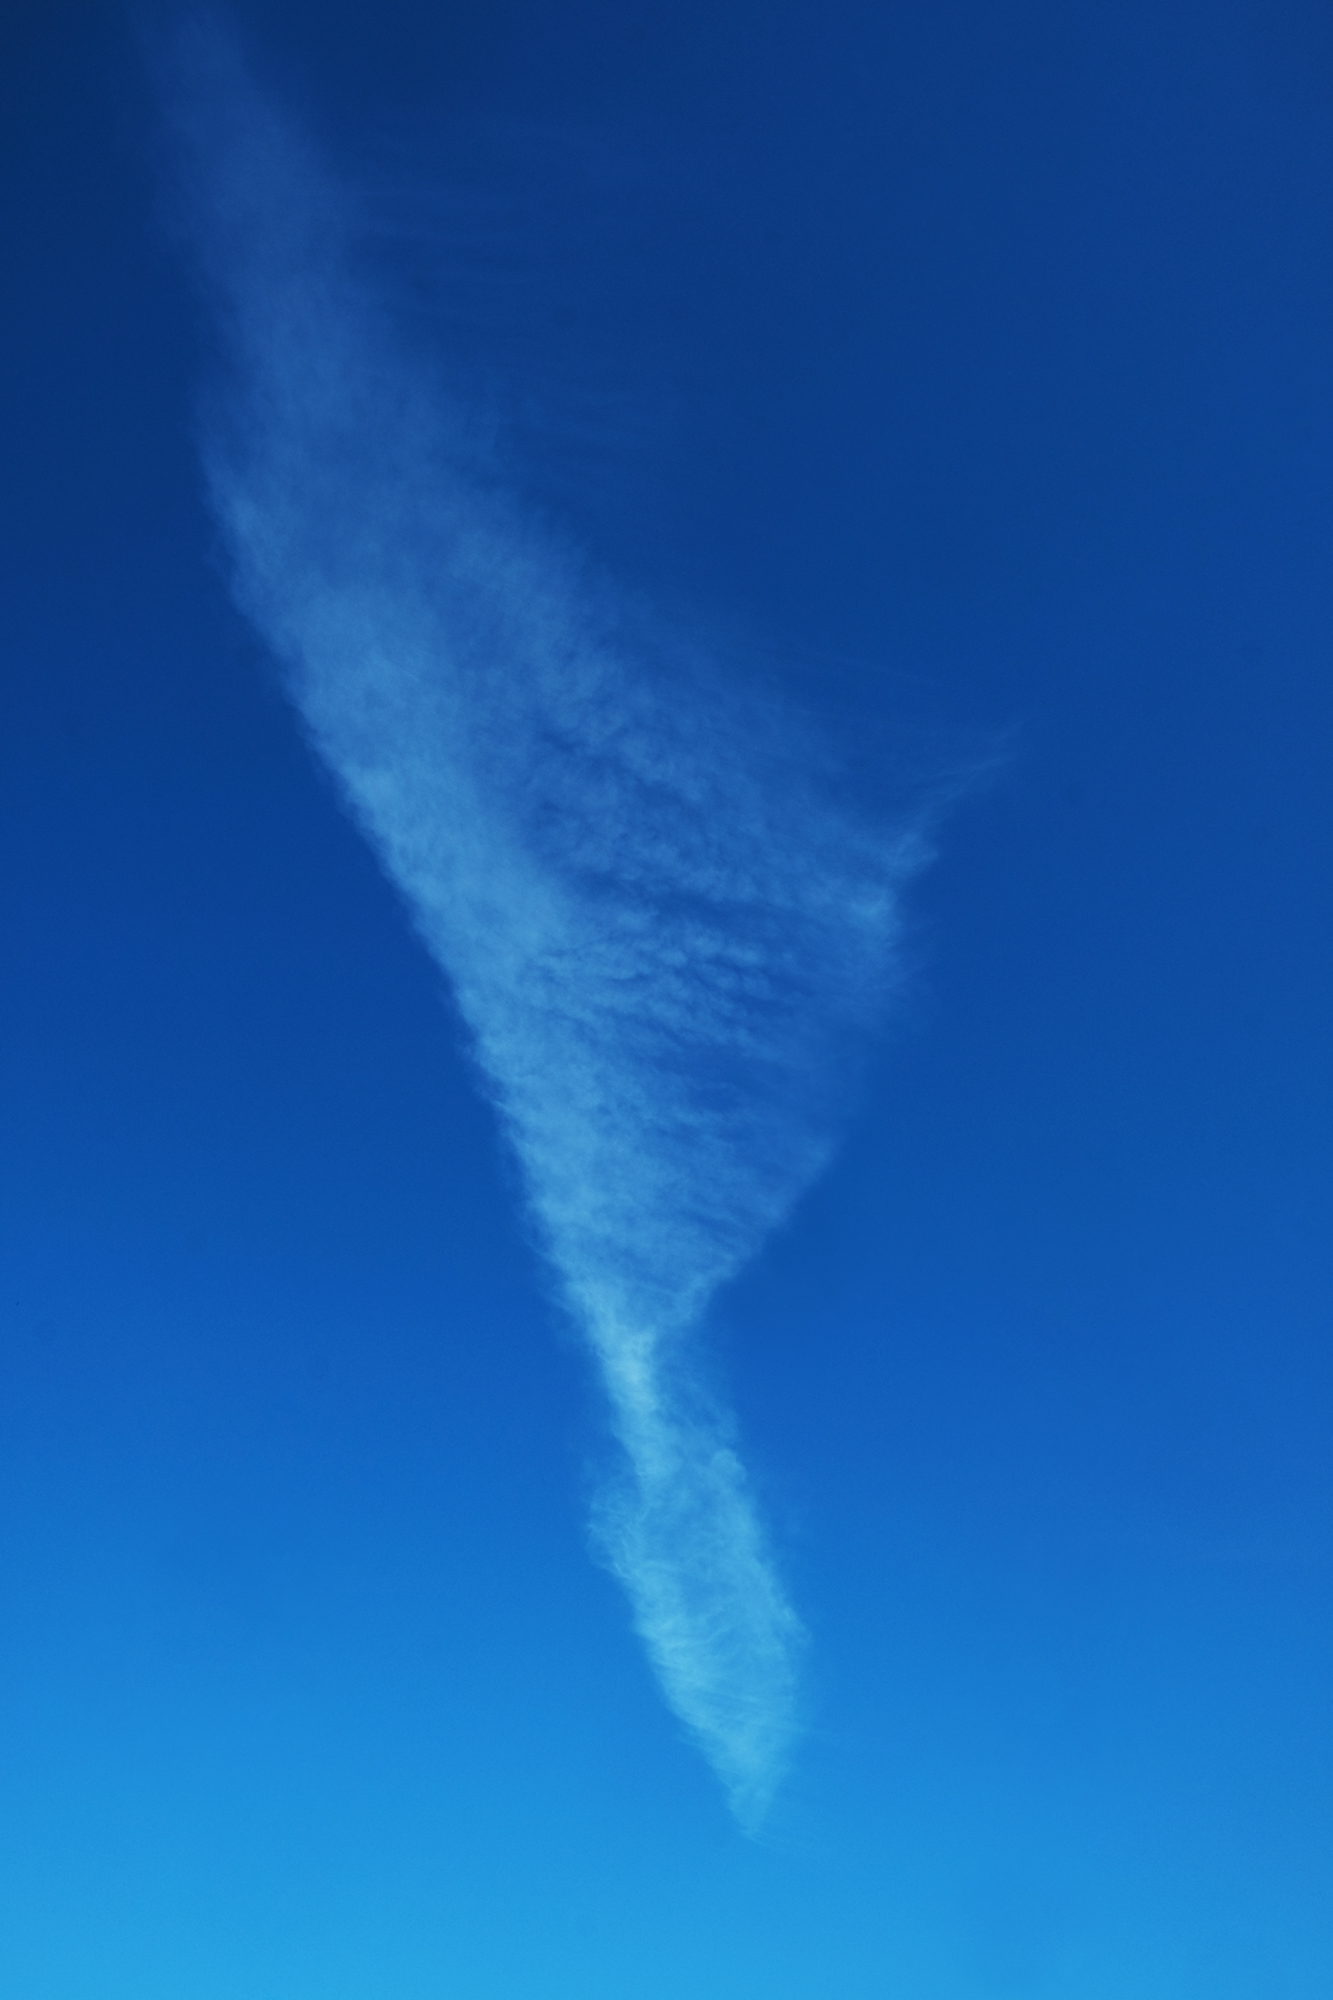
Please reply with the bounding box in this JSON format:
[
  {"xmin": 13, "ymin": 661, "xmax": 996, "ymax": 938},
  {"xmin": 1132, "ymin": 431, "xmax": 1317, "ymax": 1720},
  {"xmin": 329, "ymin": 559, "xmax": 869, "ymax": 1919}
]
[
  {"xmin": 591, "ymin": 1322, "xmax": 804, "ymax": 1826},
  {"xmin": 156, "ymin": 12, "xmax": 934, "ymax": 1820}
]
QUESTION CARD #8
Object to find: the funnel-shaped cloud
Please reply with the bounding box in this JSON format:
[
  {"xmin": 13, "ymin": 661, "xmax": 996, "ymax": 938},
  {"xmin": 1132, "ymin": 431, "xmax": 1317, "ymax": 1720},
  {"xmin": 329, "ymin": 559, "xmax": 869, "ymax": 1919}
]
[{"xmin": 158, "ymin": 15, "xmax": 935, "ymax": 1824}]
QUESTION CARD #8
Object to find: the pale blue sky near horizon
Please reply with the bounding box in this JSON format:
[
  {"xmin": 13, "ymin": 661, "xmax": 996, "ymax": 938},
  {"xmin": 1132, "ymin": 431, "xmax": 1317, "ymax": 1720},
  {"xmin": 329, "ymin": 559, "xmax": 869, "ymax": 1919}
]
[{"xmin": 3, "ymin": 1, "xmax": 1333, "ymax": 1993}]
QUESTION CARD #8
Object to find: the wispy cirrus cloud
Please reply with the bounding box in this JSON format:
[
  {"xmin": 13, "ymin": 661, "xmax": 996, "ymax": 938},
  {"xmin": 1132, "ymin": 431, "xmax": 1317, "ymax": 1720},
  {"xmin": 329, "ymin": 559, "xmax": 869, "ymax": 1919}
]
[{"xmin": 156, "ymin": 13, "xmax": 937, "ymax": 1825}]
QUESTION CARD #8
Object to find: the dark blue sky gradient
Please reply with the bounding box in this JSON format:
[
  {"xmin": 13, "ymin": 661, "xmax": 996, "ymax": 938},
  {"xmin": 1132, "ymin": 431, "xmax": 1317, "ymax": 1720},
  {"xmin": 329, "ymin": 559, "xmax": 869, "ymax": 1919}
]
[{"xmin": 3, "ymin": 1, "xmax": 1333, "ymax": 1991}]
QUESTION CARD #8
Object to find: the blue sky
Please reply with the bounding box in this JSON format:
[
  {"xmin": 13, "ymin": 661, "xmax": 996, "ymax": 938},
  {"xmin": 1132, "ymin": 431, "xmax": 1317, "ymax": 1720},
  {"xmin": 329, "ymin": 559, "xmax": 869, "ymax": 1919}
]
[{"xmin": 3, "ymin": 1, "xmax": 1333, "ymax": 1993}]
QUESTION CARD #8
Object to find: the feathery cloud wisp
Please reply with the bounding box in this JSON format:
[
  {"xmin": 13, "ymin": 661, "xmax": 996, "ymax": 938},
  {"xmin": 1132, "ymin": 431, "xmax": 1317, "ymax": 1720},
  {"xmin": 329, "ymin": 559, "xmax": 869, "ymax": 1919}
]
[{"xmin": 159, "ymin": 16, "xmax": 934, "ymax": 1824}]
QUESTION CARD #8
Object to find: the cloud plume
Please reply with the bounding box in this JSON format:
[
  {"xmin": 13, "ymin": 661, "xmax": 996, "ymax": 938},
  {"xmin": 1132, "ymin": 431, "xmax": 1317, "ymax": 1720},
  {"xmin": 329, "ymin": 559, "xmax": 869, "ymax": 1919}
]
[{"xmin": 158, "ymin": 16, "xmax": 935, "ymax": 1824}]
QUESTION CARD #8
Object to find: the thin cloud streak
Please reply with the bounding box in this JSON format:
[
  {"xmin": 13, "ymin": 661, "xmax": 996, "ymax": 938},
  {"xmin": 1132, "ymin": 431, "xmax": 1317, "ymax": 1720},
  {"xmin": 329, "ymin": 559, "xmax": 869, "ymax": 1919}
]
[{"xmin": 158, "ymin": 14, "xmax": 935, "ymax": 1824}]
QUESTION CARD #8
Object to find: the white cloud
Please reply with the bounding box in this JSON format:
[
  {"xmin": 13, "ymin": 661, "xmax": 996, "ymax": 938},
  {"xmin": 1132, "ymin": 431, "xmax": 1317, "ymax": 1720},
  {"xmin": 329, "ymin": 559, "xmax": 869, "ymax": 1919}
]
[{"xmin": 159, "ymin": 14, "xmax": 933, "ymax": 1824}]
